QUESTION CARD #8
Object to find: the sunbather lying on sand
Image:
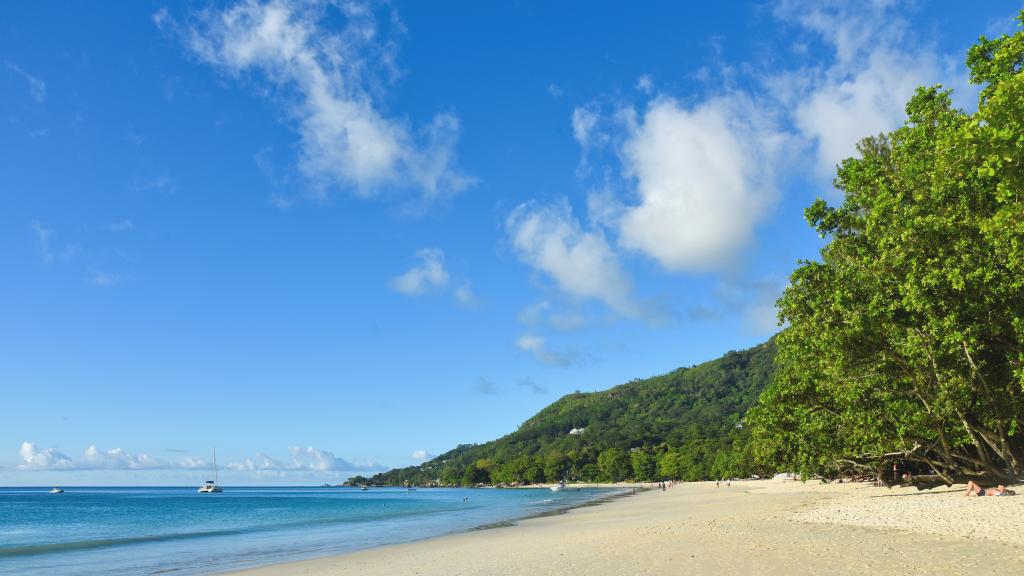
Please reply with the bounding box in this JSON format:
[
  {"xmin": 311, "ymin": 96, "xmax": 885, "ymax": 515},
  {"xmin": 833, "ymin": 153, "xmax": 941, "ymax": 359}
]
[{"xmin": 964, "ymin": 481, "xmax": 1016, "ymax": 497}]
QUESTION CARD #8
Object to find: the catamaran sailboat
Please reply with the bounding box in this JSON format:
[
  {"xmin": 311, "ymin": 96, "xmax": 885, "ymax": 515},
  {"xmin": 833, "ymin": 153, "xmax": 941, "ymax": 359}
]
[{"xmin": 198, "ymin": 448, "xmax": 223, "ymax": 493}]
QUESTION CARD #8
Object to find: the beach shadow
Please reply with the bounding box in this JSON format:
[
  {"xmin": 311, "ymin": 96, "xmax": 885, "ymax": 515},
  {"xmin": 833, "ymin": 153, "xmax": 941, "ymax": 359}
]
[{"xmin": 868, "ymin": 488, "xmax": 962, "ymax": 498}]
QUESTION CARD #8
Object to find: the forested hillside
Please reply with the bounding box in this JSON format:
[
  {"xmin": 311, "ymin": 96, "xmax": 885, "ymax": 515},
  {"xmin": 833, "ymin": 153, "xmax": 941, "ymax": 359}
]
[{"xmin": 351, "ymin": 340, "xmax": 776, "ymax": 486}]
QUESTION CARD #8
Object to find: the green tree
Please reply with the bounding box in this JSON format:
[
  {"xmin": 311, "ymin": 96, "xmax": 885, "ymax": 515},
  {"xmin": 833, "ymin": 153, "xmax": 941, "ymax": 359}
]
[
  {"xmin": 461, "ymin": 462, "xmax": 489, "ymax": 486},
  {"xmin": 656, "ymin": 450, "xmax": 681, "ymax": 480},
  {"xmin": 630, "ymin": 449, "xmax": 657, "ymax": 481},
  {"xmin": 598, "ymin": 448, "xmax": 631, "ymax": 482},
  {"xmin": 750, "ymin": 13, "xmax": 1024, "ymax": 484},
  {"xmin": 544, "ymin": 450, "xmax": 568, "ymax": 482}
]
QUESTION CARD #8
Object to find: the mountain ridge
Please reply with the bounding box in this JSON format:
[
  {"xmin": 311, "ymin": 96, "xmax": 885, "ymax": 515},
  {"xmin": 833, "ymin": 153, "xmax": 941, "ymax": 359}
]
[{"xmin": 350, "ymin": 338, "xmax": 777, "ymax": 486}]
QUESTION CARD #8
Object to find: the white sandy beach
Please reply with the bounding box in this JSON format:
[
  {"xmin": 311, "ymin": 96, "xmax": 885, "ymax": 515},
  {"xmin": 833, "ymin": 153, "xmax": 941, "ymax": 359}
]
[{"xmin": 226, "ymin": 479, "xmax": 1024, "ymax": 576}]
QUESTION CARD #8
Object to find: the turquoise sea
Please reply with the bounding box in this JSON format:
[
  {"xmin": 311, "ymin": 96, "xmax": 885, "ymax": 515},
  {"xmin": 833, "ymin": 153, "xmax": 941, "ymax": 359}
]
[{"xmin": 0, "ymin": 486, "xmax": 620, "ymax": 575}]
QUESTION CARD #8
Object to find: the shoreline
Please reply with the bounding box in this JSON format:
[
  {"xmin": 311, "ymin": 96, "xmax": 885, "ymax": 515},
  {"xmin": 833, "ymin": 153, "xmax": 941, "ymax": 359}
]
[{"xmin": 224, "ymin": 480, "xmax": 1024, "ymax": 576}]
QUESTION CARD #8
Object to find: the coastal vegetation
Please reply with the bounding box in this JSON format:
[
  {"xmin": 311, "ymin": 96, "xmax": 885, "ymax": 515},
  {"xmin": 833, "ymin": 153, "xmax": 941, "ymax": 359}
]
[
  {"xmin": 349, "ymin": 340, "xmax": 776, "ymax": 486},
  {"xmin": 749, "ymin": 15, "xmax": 1024, "ymax": 485}
]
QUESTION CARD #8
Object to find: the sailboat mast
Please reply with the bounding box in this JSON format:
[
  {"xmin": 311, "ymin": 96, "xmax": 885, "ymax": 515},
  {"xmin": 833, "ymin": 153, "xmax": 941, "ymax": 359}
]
[{"xmin": 213, "ymin": 448, "xmax": 218, "ymax": 485}]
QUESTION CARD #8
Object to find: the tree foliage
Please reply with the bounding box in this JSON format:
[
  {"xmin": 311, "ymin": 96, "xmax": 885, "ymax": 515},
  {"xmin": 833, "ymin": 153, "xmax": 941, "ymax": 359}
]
[
  {"xmin": 750, "ymin": 13, "xmax": 1024, "ymax": 484},
  {"xmin": 362, "ymin": 341, "xmax": 776, "ymax": 486}
]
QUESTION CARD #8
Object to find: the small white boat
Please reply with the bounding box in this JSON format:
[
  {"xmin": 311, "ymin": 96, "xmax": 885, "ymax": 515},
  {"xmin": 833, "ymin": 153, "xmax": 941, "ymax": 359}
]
[
  {"xmin": 360, "ymin": 485, "xmax": 368, "ymax": 491},
  {"xmin": 49, "ymin": 487, "xmax": 64, "ymax": 494},
  {"xmin": 198, "ymin": 449, "xmax": 223, "ymax": 493},
  {"xmin": 550, "ymin": 481, "xmax": 567, "ymax": 492}
]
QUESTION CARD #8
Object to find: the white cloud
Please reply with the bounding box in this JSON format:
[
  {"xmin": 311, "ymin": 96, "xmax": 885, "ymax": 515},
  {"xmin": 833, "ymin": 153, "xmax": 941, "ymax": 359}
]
[
  {"xmin": 571, "ymin": 106, "xmax": 600, "ymax": 149},
  {"xmin": 636, "ymin": 74, "xmax": 653, "ymax": 95},
  {"xmin": 391, "ymin": 248, "xmax": 449, "ymax": 295},
  {"xmin": 506, "ymin": 200, "xmax": 638, "ymax": 317},
  {"xmin": 177, "ymin": 0, "xmax": 469, "ymax": 201},
  {"xmin": 548, "ymin": 83, "xmax": 563, "ymax": 98},
  {"xmin": 5, "ymin": 61, "xmax": 45, "ymax": 103},
  {"xmin": 411, "ymin": 449, "xmax": 434, "ymax": 461},
  {"xmin": 506, "ymin": 0, "xmax": 974, "ymax": 322},
  {"xmin": 515, "ymin": 333, "xmax": 576, "ymax": 367},
  {"xmin": 288, "ymin": 446, "xmax": 371, "ymax": 471},
  {"xmin": 618, "ymin": 96, "xmax": 782, "ymax": 271},
  {"xmin": 14, "ymin": 443, "xmax": 379, "ymax": 474},
  {"xmin": 775, "ymin": 0, "xmax": 972, "ymax": 180},
  {"xmin": 84, "ymin": 445, "xmax": 163, "ymax": 469},
  {"xmin": 17, "ymin": 442, "xmax": 200, "ymax": 471},
  {"xmin": 227, "ymin": 446, "xmax": 380, "ymax": 472},
  {"xmin": 18, "ymin": 442, "xmax": 72, "ymax": 470}
]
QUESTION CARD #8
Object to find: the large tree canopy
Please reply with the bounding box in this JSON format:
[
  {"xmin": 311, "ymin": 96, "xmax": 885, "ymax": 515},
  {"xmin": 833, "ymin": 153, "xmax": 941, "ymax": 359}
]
[{"xmin": 750, "ymin": 13, "xmax": 1024, "ymax": 484}]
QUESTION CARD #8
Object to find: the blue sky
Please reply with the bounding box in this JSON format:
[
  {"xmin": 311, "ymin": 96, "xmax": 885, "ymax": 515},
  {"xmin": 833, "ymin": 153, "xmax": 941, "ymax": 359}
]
[{"xmin": 2, "ymin": 0, "xmax": 1020, "ymax": 485}]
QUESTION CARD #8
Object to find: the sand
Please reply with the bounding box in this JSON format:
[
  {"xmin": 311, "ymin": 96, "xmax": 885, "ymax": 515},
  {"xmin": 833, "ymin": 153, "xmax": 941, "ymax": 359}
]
[{"xmin": 225, "ymin": 480, "xmax": 1024, "ymax": 576}]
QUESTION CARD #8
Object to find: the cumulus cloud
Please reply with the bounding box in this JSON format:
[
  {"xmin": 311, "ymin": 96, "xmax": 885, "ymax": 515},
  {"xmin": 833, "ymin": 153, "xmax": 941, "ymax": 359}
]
[
  {"xmin": 411, "ymin": 449, "xmax": 434, "ymax": 461},
  {"xmin": 515, "ymin": 333, "xmax": 577, "ymax": 367},
  {"xmin": 391, "ymin": 248, "xmax": 449, "ymax": 295},
  {"xmin": 5, "ymin": 61, "xmax": 45, "ymax": 103},
  {"xmin": 617, "ymin": 96, "xmax": 783, "ymax": 271},
  {"xmin": 775, "ymin": 0, "xmax": 971, "ymax": 180},
  {"xmin": 84, "ymin": 445, "xmax": 164, "ymax": 469},
  {"xmin": 14, "ymin": 442, "xmax": 379, "ymax": 475},
  {"xmin": 18, "ymin": 442, "xmax": 73, "ymax": 470},
  {"xmin": 228, "ymin": 446, "xmax": 381, "ymax": 472},
  {"xmin": 174, "ymin": 0, "xmax": 470, "ymax": 201},
  {"xmin": 507, "ymin": 1, "xmax": 965, "ymax": 320},
  {"xmin": 17, "ymin": 442, "xmax": 201, "ymax": 471},
  {"xmin": 506, "ymin": 200, "xmax": 638, "ymax": 317}
]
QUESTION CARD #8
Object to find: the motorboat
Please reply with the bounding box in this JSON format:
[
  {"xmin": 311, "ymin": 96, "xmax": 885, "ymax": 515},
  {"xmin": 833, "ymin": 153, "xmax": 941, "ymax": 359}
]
[
  {"xmin": 550, "ymin": 481, "xmax": 567, "ymax": 492},
  {"xmin": 49, "ymin": 487, "xmax": 64, "ymax": 494},
  {"xmin": 198, "ymin": 449, "xmax": 223, "ymax": 493}
]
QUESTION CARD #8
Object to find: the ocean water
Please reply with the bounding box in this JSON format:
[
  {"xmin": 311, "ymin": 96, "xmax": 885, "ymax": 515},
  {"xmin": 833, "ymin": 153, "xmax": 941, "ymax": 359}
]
[{"xmin": 0, "ymin": 486, "xmax": 620, "ymax": 575}]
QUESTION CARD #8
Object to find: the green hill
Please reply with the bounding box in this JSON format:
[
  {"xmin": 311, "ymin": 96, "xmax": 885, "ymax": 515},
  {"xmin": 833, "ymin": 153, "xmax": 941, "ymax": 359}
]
[{"xmin": 352, "ymin": 339, "xmax": 777, "ymax": 486}]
